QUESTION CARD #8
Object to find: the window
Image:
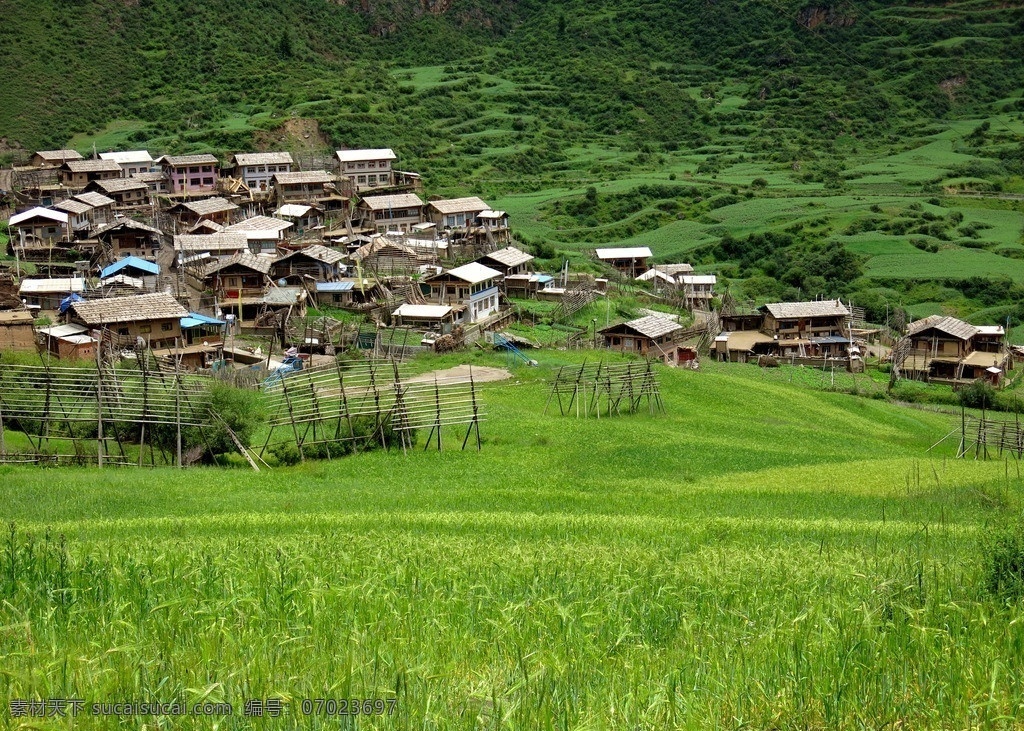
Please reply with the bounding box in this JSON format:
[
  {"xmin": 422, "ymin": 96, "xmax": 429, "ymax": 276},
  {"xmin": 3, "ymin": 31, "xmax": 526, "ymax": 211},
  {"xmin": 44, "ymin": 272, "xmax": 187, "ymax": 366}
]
[
  {"xmin": 139, "ymin": 324, "xmax": 151, "ymax": 334},
  {"xmin": 118, "ymin": 327, "xmax": 129, "ymax": 336},
  {"xmin": 378, "ymin": 174, "xmax": 389, "ymax": 184},
  {"xmin": 368, "ymin": 161, "xmax": 376, "ymax": 169},
  {"xmin": 161, "ymin": 322, "xmax": 173, "ymax": 332},
  {"xmin": 358, "ymin": 175, "xmax": 366, "ymax": 184},
  {"xmin": 189, "ymin": 166, "xmax": 200, "ymax": 173},
  {"xmin": 190, "ymin": 178, "xmax": 200, "ymax": 187},
  {"xmin": 357, "ymin": 163, "xmax": 366, "ymax": 170},
  {"xmin": 367, "ymin": 175, "xmax": 376, "ymax": 184},
  {"xmin": 202, "ymin": 177, "xmax": 213, "ymax": 185}
]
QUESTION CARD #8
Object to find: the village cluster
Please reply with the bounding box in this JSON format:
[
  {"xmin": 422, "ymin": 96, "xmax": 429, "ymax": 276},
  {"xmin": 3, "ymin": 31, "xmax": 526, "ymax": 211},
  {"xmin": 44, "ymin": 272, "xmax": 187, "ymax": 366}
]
[{"xmin": 0, "ymin": 146, "xmax": 1014, "ymax": 388}]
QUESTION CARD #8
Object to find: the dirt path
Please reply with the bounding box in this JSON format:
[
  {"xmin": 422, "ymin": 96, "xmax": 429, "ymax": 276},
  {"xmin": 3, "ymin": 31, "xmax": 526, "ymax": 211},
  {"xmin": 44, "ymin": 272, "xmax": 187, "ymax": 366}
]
[{"xmin": 407, "ymin": 364, "xmax": 512, "ymax": 384}]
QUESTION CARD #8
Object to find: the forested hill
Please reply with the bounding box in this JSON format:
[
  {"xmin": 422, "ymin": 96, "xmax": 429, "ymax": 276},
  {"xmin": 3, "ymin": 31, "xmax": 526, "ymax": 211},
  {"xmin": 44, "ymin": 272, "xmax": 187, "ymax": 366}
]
[{"xmin": 1, "ymin": 0, "xmax": 1022, "ymax": 181}]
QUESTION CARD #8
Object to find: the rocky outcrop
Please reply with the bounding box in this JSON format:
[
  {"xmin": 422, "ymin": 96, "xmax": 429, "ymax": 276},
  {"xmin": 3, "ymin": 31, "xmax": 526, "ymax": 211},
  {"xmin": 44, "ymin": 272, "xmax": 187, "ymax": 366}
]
[{"xmin": 796, "ymin": 5, "xmax": 857, "ymax": 30}]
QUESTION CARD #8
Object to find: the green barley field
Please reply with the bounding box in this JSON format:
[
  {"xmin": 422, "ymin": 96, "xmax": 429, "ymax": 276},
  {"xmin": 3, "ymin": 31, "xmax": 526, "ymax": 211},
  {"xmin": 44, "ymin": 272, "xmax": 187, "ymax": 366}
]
[{"xmin": 2, "ymin": 354, "xmax": 1024, "ymax": 729}]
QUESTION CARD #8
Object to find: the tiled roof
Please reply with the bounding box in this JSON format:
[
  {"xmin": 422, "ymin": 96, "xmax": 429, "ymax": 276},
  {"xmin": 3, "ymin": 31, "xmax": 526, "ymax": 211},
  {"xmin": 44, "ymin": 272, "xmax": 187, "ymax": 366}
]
[
  {"xmin": 762, "ymin": 300, "xmax": 850, "ymax": 319},
  {"xmin": 70, "ymin": 292, "xmax": 187, "ymax": 325}
]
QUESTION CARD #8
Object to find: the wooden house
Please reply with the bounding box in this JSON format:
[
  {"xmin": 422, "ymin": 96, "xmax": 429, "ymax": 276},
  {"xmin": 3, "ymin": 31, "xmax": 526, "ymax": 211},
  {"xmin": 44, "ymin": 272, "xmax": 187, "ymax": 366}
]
[
  {"xmin": 158, "ymin": 154, "xmax": 219, "ymax": 195},
  {"xmin": 230, "ymin": 152, "xmax": 293, "ymax": 191},
  {"xmin": 599, "ymin": 315, "xmax": 684, "ymax": 364},
  {"xmin": 72, "ymin": 192, "xmax": 117, "ymax": 227},
  {"xmin": 350, "ymin": 237, "xmax": 426, "ymax": 275},
  {"xmin": 357, "ymin": 193, "xmax": 425, "ymax": 234},
  {"xmin": 199, "ymin": 252, "xmax": 272, "ymax": 302},
  {"xmin": 59, "ymin": 159, "xmax": 122, "ymax": 190},
  {"xmin": 271, "ymin": 245, "xmax": 346, "ymax": 283},
  {"xmin": 475, "ymin": 210, "xmax": 511, "ymax": 247},
  {"xmin": 155, "ymin": 312, "xmax": 226, "ymax": 370},
  {"xmin": 168, "ymin": 197, "xmax": 239, "ymax": 227},
  {"xmin": 428, "ymin": 196, "xmax": 491, "ymax": 230},
  {"xmin": 30, "ymin": 149, "xmax": 83, "ymax": 168},
  {"xmin": 98, "ymin": 150, "xmax": 154, "ymax": 178},
  {"xmin": 7, "ymin": 207, "xmax": 71, "ymax": 247},
  {"xmin": 69, "ymin": 292, "xmax": 188, "ymax": 349},
  {"xmin": 52, "ymin": 198, "xmax": 95, "ymax": 236},
  {"xmin": 93, "ymin": 220, "xmax": 164, "ymax": 263},
  {"xmin": 19, "ymin": 278, "xmax": 87, "ymax": 313},
  {"xmin": 504, "ymin": 272, "xmax": 554, "ymax": 299},
  {"xmin": 173, "ymin": 233, "xmax": 250, "ymax": 266},
  {"xmin": 902, "ymin": 316, "xmax": 1012, "ymax": 385},
  {"xmin": 38, "ymin": 323, "xmax": 97, "ymax": 360},
  {"xmin": 336, "ymin": 148, "xmax": 397, "ymax": 193},
  {"xmin": 476, "ymin": 246, "xmax": 534, "ymax": 277},
  {"xmin": 0, "ymin": 309, "xmax": 37, "ymax": 351},
  {"xmin": 273, "ymin": 171, "xmax": 348, "ymax": 210},
  {"xmin": 222, "ymin": 215, "xmax": 293, "ymax": 256},
  {"xmin": 712, "ymin": 303, "xmax": 853, "ymax": 363},
  {"xmin": 679, "ymin": 274, "xmax": 716, "ymax": 310},
  {"xmin": 759, "ymin": 300, "xmax": 851, "ymax": 358},
  {"xmin": 424, "ymin": 262, "xmax": 502, "ymax": 324},
  {"xmin": 392, "ymin": 304, "xmax": 459, "ymax": 334},
  {"xmin": 595, "ymin": 247, "xmax": 652, "ymax": 276},
  {"xmin": 84, "ymin": 177, "xmax": 150, "ymax": 207},
  {"xmin": 99, "ymin": 256, "xmax": 160, "ymax": 291},
  {"xmin": 133, "ymin": 171, "xmax": 170, "ymax": 195},
  {"xmin": 274, "ymin": 204, "xmax": 324, "ymax": 234}
]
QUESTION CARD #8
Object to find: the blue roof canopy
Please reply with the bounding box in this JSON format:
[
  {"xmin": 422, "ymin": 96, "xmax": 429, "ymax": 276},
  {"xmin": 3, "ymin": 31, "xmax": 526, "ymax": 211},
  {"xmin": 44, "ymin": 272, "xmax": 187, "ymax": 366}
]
[
  {"xmin": 180, "ymin": 312, "xmax": 225, "ymax": 329},
  {"xmin": 316, "ymin": 281, "xmax": 355, "ymax": 292},
  {"xmin": 100, "ymin": 256, "xmax": 160, "ymax": 279}
]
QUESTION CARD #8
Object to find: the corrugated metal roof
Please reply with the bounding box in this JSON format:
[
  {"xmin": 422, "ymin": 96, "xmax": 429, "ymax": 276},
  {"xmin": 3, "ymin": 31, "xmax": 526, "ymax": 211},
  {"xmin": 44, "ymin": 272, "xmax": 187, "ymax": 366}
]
[
  {"xmin": 316, "ymin": 281, "xmax": 355, "ymax": 292},
  {"xmin": 100, "ymin": 256, "xmax": 160, "ymax": 278},
  {"xmin": 99, "ymin": 150, "xmax": 154, "ymax": 165},
  {"xmin": 275, "ymin": 204, "xmax": 313, "ymax": 218},
  {"xmin": 445, "ymin": 262, "xmax": 502, "ymax": 284},
  {"xmin": 595, "ymin": 247, "xmax": 652, "ymax": 260},
  {"xmin": 9, "ymin": 207, "xmax": 68, "ymax": 226},
  {"xmin": 482, "ymin": 246, "xmax": 533, "ymax": 268},
  {"xmin": 19, "ymin": 278, "xmax": 85, "ymax": 294},
  {"xmin": 336, "ymin": 148, "xmax": 396, "ymax": 163},
  {"xmin": 393, "ymin": 304, "xmax": 454, "ymax": 318}
]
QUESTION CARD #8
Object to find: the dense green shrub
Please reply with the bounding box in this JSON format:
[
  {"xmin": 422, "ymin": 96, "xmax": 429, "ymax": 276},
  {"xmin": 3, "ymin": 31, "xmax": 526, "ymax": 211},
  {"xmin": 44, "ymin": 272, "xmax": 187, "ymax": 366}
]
[{"xmin": 981, "ymin": 522, "xmax": 1024, "ymax": 600}]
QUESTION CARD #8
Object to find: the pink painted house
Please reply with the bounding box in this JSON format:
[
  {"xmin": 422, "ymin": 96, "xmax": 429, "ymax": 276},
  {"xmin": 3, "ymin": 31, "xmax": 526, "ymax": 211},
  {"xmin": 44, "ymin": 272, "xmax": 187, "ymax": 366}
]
[{"xmin": 158, "ymin": 154, "xmax": 219, "ymax": 195}]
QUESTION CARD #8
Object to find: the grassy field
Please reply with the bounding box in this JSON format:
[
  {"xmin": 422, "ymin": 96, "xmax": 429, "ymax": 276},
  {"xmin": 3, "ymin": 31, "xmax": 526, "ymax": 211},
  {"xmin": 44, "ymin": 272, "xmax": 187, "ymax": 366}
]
[{"xmin": 2, "ymin": 353, "xmax": 1023, "ymax": 729}]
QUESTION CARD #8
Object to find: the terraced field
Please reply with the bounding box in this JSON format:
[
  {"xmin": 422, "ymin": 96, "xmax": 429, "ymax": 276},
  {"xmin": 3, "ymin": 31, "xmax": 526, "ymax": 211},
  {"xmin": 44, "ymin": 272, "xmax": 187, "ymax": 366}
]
[{"xmin": 2, "ymin": 355, "xmax": 1022, "ymax": 729}]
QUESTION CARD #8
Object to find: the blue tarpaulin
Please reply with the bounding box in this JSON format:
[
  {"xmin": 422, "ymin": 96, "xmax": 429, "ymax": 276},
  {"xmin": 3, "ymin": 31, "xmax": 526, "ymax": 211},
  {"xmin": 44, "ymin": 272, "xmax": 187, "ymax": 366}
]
[{"xmin": 58, "ymin": 293, "xmax": 84, "ymax": 314}]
